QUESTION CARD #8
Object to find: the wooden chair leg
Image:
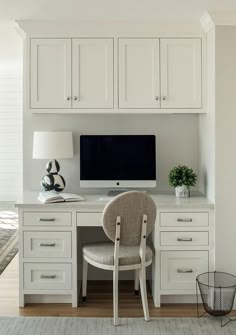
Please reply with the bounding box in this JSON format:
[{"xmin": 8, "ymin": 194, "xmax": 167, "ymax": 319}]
[
  {"xmin": 134, "ymin": 269, "xmax": 139, "ymax": 295},
  {"xmin": 113, "ymin": 268, "xmax": 119, "ymax": 326},
  {"xmin": 139, "ymin": 265, "xmax": 150, "ymax": 321},
  {"xmin": 82, "ymin": 258, "xmax": 88, "ymax": 302}
]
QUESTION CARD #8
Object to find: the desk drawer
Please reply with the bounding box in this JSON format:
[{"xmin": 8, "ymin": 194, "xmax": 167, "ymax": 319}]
[
  {"xmin": 24, "ymin": 232, "xmax": 72, "ymax": 258},
  {"xmin": 160, "ymin": 232, "xmax": 209, "ymax": 246},
  {"xmin": 160, "ymin": 212, "xmax": 208, "ymax": 227},
  {"xmin": 77, "ymin": 213, "xmax": 102, "ymax": 227},
  {"xmin": 161, "ymin": 251, "xmax": 208, "ymax": 290},
  {"xmin": 24, "ymin": 212, "xmax": 72, "ymax": 226},
  {"xmin": 24, "ymin": 263, "xmax": 72, "ymax": 290}
]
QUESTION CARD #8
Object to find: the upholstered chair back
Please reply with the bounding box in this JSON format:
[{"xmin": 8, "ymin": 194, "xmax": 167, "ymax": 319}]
[{"xmin": 102, "ymin": 191, "xmax": 156, "ymax": 246}]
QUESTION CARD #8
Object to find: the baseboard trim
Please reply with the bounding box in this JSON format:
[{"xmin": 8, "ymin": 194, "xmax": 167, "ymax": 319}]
[
  {"xmin": 161, "ymin": 295, "xmax": 196, "ymax": 304},
  {"xmin": 25, "ymin": 295, "xmax": 72, "ymax": 304}
]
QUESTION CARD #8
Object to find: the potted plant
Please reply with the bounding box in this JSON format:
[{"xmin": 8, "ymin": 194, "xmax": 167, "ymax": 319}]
[{"xmin": 168, "ymin": 165, "xmax": 197, "ymax": 198}]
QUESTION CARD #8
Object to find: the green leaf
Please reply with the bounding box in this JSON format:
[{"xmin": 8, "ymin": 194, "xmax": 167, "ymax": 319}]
[{"xmin": 168, "ymin": 165, "xmax": 197, "ymax": 188}]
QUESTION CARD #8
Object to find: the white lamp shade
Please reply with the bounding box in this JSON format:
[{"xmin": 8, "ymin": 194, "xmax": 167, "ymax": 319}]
[{"xmin": 33, "ymin": 131, "xmax": 74, "ymax": 159}]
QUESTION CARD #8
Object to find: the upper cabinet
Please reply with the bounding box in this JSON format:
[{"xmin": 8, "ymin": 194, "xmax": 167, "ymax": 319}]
[
  {"xmin": 30, "ymin": 38, "xmax": 114, "ymax": 109},
  {"xmin": 118, "ymin": 38, "xmax": 202, "ymax": 109},
  {"xmin": 31, "ymin": 39, "xmax": 72, "ymax": 109},
  {"xmin": 29, "ymin": 36, "xmax": 203, "ymax": 112},
  {"xmin": 119, "ymin": 39, "xmax": 160, "ymax": 109},
  {"xmin": 72, "ymin": 39, "xmax": 113, "ymax": 109},
  {"xmin": 160, "ymin": 39, "xmax": 202, "ymax": 109}
]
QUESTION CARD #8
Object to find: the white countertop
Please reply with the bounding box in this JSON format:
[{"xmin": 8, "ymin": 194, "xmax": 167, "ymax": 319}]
[{"xmin": 16, "ymin": 191, "xmax": 214, "ymax": 210}]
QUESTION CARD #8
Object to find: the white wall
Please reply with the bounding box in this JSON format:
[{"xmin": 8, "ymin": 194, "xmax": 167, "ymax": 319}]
[
  {"xmin": 0, "ymin": 23, "xmax": 23, "ymax": 201},
  {"xmin": 23, "ymin": 113, "xmax": 200, "ymax": 194},
  {"xmin": 215, "ymin": 26, "xmax": 236, "ymax": 274},
  {"xmin": 199, "ymin": 27, "xmax": 215, "ymax": 201},
  {"xmin": 0, "ymin": 23, "xmax": 22, "ymax": 68}
]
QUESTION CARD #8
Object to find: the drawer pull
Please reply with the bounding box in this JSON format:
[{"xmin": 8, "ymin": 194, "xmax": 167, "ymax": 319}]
[
  {"xmin": 39, "ymin": 218, "xmax": 56, "ymax": 222},
  {"xmin": 177, "ymin": 218, "xmax": 193, "ymax": 222},
  {"xmin": 40, "ymin": 243, "xmax": 56, "ymax": 247},
  {"xmin": 40, "ymin": 274, "xmax": 56, "ymax": 279},
  {"xmin": 177, "ymin": 237, "xmax": 193, "ymax": 242},
  {"xmin": 177, "ymin": 269, "xmax": 193, "ymax": 273}
]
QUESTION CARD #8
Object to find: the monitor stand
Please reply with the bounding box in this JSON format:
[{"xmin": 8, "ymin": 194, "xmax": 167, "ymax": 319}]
[{"xmin": 107, "ymin": 189, "xmax": 129, "ymax": 197}]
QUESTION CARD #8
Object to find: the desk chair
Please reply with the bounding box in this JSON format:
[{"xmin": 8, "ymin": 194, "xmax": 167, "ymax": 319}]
[{"xmin": 82, "ymin": 191, "xmax": 157, "ymax": 325}]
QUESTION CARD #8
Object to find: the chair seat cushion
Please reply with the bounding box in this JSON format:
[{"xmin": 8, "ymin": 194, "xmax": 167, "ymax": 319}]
[{"xmin": 82, "ymin": 242, "xmax": 152, "ymax": 266}]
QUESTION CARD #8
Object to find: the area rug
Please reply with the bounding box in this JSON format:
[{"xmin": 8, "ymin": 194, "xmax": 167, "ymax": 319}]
[
  {"xmin": 0, "ymin": 317, "xmax": 235, "ymax": 335},
  {"xmin": 0, "ymin": 211, "xmax": 18, "ymax": 275}
]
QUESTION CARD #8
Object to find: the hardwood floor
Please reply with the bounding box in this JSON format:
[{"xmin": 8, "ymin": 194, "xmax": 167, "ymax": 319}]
[{"xmin": 0, "ymin": 255, "xmax": 230, "ymax": 318}]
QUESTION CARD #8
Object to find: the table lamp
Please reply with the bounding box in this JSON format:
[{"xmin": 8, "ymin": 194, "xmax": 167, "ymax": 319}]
[{"xmin": 33, "ymin": 131, "xmax": 73, "ymax": 192}]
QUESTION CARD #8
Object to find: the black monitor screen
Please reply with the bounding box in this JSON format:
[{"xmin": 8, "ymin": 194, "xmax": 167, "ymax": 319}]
[{"xmin": 80, "ymin": 135, "xmax": 156, "ymax": 180}]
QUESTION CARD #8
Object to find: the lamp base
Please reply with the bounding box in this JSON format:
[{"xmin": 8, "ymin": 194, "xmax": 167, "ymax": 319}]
[
  {"xmin": 41, "ymin": 160, "xmax": 65, "ymax": 192},
  {"xmin": 41, "ymin": 174, "xmax": 66, "ymax": 192},
  {"xmin": 46, "ymin": 159, "xmax": 60, "ymax": 174}
]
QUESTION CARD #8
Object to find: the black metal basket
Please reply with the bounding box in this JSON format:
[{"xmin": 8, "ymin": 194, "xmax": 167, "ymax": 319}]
[{"xmin": 196, "ymin": 271, "xmax": 236, "ymax": 326}]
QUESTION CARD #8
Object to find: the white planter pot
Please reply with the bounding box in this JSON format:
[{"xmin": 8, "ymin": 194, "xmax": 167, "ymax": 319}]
[{"xmin": 175, "ymin": 185, "xmax": 190, "ymax": 198}]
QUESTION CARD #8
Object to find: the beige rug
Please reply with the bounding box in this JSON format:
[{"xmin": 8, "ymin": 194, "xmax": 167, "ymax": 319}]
[
  {"xmin": 0, "ymin": 317, "xmax": 235, "ymax": 335},
  {"xmin": 0, "ymin": 210, "xmax": 18, "ymax": 275}
]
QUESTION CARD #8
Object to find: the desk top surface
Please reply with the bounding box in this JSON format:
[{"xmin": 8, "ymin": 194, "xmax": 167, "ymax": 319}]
[{"xmin": 16, "ymin": 192, "xmax": 214, "ymax": 210}]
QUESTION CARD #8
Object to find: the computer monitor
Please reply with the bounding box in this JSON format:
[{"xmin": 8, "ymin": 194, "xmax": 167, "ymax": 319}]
[{"xmin": 80, "ymin": 135, "xmax": 156, "ymax": 189}]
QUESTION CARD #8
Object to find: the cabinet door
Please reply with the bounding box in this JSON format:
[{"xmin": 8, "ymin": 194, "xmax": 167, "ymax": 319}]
[
  {"xmin": 31, "ymin": 39, "xmax": 71, "ymax": 108},
  {"xmin": 72, "ymin": 39, "xmax": 113, "ymax": 109},
  {"xmin": 119, "ymin": 39, "xmax": 160, "ymax": 109},
  {"xmin": 160, "ymin": 38, "xmax": 202, "ymax": 109}
]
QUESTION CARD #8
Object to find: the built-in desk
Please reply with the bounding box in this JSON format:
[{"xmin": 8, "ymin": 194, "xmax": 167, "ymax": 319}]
[{"xmin": 16, "ymin": 192, "xmax": 214, "ymax": 308}]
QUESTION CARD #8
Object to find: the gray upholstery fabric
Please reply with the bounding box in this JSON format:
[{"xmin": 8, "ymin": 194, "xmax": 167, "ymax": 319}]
[
  {"xmin": 83, "ymin": 242, "xmax": 153, "ymax": 266},
  {"xmin": 102, "ymin": 191, "xmax": 156, "ymax": 245}
]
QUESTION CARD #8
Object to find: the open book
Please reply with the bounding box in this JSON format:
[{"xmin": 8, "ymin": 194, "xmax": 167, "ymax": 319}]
[{"xmin": 38, "ymin": 191, "xmax": 85, "ymax": 204}]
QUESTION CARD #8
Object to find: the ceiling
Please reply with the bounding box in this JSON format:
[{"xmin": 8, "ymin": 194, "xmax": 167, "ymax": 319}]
[{"xmin": 0, "ymin": 0, "xmax": 236, "ymax": 23}]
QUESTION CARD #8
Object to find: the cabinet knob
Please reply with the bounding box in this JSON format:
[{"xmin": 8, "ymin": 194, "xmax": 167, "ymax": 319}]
[
  {"xmin": 162, "ymin": 96, "xmax": 166, "ymax": 101},
  {"xmin": 66, "ymin": 96, "xmax": 71, "ymax": 101},
  {"xmin": 39, "ymin": 218, "xmax": 55, "ymax": 222},
  {"xmin": 177, "ymin": 218, "xmax": 193, "ymax": 222},
  {"xmin": 155, "ymin": 96, "xmax": 159, "ymax": 101},
  {"xmin": 40, "ymin": 274, "xmax": 56, "ymax": 279},
  {"xmin": 177, "ymin": 237, "xmax": 193, "ymax": 242},
  {"xmin": 73, "ymin": 96, "xmax": 78, "ymax": 101},
  {"xmin": 40, "ymin": 243, "xmax": 56, "ymax": 247},
  {"xmin": 177, "ymin": 269, "xmax": 193, "ymax": 273}
]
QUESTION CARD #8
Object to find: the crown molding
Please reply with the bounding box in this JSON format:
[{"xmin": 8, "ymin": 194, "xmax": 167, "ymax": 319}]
[
  {"xmin": 200, "ymin": 11, "xmax": 215, "ymax": 33},
  {"xmin": 15, "ymin": 20, "xmax": 203, "ymax": 37},
  {"xmin": 14, "ymin": 21, "xmax": 26, "ymax": 39},
  {"xmin": 201, "ymin": 11, "xmax": 236, "ymax": 32}
]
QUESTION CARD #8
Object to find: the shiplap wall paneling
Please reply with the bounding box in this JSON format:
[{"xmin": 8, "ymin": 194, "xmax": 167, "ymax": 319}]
[{"xmin": 0, "ymin": 70, "xmax": 22, "ymax": 200}]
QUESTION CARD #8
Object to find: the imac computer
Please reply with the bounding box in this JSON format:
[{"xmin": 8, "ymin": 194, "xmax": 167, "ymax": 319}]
[{"xmin": 80, "ymin": 135, "xmax": 156, "ymax": 193}]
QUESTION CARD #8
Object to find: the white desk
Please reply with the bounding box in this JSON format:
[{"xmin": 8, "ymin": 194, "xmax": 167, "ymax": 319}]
[{"xmin": 16, "ymin": 192, "xmax": 214, "ymax": 308}]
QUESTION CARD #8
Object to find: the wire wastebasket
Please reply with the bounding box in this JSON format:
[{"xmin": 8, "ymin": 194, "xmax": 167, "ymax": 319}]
[{"xmin": 196, "ymin": 271, "xmax": 236, "ymax": 327}]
